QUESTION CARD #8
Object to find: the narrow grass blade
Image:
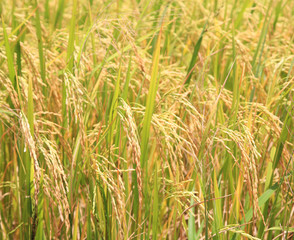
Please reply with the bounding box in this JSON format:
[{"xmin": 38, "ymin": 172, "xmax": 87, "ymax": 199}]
[
  {"xmin": 73, "ymin": 203, "xmax": 79, "ymax": 240},
  {"xmin": 54, "ymin": 0, "xmax": 66, "ymax": 29},
  {"xmin": 188, "ymin": 187, "xmax": 196, "ymax": 240},
  {"xmin": 34, "ymin": 0, "xmax": 46, "ymax": 93},
  {"xmin": 213, "ymin": 171, "xmax": 223, "ymax": 240},
  {"xmin": 152, "ymin": 164, "xmax": 159, "ymax": 240},
  {"xmin": 140, "ymin": 28, "xmax": 162, "ymax": 167},
  {"xmin": 67, "ymin": 0, "xmax": 78, "ymax": 72},
  {"xmin": 184, "ymin": 22, "xmax": 207, "ymax": 87}
]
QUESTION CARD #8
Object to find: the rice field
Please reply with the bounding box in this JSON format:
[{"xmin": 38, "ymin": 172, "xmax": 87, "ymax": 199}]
[{"xmin": 0, "ymin": 0, "xmax": 294, "ymax": 239}]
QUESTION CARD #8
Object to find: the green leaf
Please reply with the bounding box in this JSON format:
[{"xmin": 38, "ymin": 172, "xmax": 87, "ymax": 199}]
[{"xmin": 184, "ymin": 22, "xmax": 207, "ymax": 87}]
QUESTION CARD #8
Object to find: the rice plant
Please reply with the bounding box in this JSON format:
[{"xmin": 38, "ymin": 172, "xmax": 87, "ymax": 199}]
[{"xmin": 0, "ymin": 0, "xmax": 293, "ymax": 239}]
